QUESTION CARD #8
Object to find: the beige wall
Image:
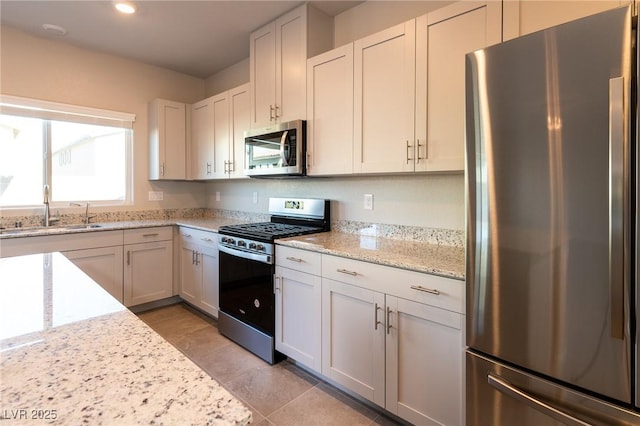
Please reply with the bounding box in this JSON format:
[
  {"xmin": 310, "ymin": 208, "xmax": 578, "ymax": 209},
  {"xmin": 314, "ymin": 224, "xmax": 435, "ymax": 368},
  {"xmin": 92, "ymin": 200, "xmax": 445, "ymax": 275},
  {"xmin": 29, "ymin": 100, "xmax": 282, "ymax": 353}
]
[
  {"xmin": 1, "ymin": 26, "xmax": 207, "ymax": 216},
  {"xmin": 205, "ymin": 57, "xmax": 250, "ymax": 96}
]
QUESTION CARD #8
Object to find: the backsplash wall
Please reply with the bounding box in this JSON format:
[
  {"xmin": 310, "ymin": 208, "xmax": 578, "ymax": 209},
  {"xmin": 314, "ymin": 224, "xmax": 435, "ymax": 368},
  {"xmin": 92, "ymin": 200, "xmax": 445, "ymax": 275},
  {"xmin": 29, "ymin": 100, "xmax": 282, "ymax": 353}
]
[{"xmin": 205, "ymin": 173, "xmax": 465, "ymax": 231}]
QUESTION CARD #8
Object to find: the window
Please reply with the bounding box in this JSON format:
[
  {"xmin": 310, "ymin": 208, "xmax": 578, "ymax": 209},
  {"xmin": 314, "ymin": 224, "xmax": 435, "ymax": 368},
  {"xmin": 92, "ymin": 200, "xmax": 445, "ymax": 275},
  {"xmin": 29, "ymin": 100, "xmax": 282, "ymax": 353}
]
[{"xmin": 0, "ymin": 95, "xmax": 135, "ymax": 208}]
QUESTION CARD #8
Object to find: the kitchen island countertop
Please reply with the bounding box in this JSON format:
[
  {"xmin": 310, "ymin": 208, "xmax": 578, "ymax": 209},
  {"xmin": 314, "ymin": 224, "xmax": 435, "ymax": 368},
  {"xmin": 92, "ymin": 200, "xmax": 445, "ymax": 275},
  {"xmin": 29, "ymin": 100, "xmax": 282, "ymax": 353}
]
[
  {"xmin": 276, "ymin": 231, "xmax": 465, "ymax": 280},
  {"xmin": 0, "ymin": 252, "xmax": 251, "ymax": 425}
]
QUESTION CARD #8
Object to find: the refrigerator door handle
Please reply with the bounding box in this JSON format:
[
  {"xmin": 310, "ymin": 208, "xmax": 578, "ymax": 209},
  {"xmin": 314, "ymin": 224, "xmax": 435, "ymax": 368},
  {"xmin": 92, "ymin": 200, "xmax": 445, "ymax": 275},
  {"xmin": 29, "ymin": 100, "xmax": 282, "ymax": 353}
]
[
  {"xmin": 608, "ymin": 76, "xmax": 625, "ymax": 340},
  {"xmin": 487, "ymin": 374, "xmax": 591, "ymax": 426}
]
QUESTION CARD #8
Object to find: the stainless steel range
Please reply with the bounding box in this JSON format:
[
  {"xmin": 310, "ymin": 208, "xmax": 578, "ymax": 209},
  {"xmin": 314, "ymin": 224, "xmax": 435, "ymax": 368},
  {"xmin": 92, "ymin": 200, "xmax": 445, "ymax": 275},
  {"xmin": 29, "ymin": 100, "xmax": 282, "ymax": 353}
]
[{"xmin": 217, "ymin": 197, "xmax": 330, "ymax": 364}]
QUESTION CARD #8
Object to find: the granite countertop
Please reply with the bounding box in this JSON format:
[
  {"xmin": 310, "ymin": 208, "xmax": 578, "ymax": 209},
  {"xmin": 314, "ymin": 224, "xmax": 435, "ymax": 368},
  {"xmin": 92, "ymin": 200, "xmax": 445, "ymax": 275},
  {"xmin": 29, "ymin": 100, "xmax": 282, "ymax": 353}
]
[
  {"xmin": 0, "ymin": 252, "xmax": 251, "ymax": 425},
  {"xmin": 0, "ymin": 217, "xmax": 248, "ymax": 239},
  {"xmin": 276, "ymin": 232, "xmax": 465, "ymax": 280}
]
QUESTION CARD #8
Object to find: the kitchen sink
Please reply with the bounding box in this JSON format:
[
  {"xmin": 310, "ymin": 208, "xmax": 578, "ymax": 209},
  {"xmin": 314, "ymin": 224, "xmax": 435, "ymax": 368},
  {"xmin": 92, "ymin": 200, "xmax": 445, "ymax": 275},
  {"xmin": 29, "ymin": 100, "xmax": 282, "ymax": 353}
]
[{"xmin": 0, "ymin": 224, "xmax": 103, "ymax": 235}]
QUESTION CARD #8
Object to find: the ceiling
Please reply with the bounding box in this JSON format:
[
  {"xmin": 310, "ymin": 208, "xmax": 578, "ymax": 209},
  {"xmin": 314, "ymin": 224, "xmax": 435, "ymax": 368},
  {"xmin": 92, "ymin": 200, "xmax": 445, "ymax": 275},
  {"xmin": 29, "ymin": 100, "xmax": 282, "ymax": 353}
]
[{"xmin": 0, "ymin": 1, "xmax": 362, "ymax": 79}]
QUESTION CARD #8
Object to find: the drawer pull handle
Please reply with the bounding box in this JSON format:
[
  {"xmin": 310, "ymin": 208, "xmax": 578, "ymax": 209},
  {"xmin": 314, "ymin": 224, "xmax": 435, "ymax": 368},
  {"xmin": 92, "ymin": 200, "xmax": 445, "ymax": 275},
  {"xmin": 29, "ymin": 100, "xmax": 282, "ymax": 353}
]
[
  {"xmin": 337, "ymin": 268, "xmax": 357, "ymax": 276},
  {"xmin": 201, "ymin": 238, "xmax": 213, "ymax": 242},
  {"xmin": 386, "ymin": 307, "xmax": 393, "ymax": 334},
  {"xmin": 142, "ymin": 233, "xmax": 159, "ymax": 237},
  {"xmin": 184, "ymin": 234, "xmax": 192, "ymax": 238},
  {"xmin": 411, "ymin": 285, "xmax": 440, "ymax": 295},
  {"xmin": 286, "ymin": 256, "xmax": 303, "ymax": 262}
]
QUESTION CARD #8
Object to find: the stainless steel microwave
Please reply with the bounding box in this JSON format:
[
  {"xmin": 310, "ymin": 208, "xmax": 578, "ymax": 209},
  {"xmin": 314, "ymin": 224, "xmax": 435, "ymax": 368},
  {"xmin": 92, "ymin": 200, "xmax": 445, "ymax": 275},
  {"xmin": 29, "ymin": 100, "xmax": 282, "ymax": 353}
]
[{"xmin": 244, "ymin": 120, "xmax": 306, "ymax": 177}]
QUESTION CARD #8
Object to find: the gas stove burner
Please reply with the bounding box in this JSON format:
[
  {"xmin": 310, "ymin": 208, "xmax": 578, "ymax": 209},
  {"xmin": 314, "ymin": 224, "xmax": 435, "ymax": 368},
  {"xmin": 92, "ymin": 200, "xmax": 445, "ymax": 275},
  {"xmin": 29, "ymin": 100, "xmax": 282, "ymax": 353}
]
[{"xmin": 221, "ymin": 221, "xmax": 323, "ymax": 241}]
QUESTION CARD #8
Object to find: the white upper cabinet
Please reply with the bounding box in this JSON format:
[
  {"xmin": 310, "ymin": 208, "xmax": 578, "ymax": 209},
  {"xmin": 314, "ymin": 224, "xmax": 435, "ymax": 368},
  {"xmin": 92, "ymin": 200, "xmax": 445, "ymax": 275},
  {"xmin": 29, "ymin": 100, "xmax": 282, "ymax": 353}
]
[
  {"xmin": 306, "ymin": 43, "xmax": 354, "ymax": 176},
  {"xmin": 211, "ymin": 92, "xmax": 230, "ymax": 179},
  {"xmin": 415, "ymin": 1, "xmax": 502, "ymax": 172},
  {"xmin": 189, "ymin": 83, "xmax": 250, "ymax": 180},
  {"xmin": 228, "ymin": 83, "xmax": 251, "ymax": 179},
  {"xmin": 353, "ymin": 20, "xmax": 416, "ymax": 174},
  {"xmin": 250, "ymin": 3, "xmax": 333, "ymax": 128},
  {"xmin": 148, "ymin": 99, "xmax": 186, "ymax": 180},
  {"xmin": 503, "ymin": 0, "xmax": 629, "ymax": 41},
  {"xmin": 190, "ymin": 96, "xmax": 214, "ymax": 180}
]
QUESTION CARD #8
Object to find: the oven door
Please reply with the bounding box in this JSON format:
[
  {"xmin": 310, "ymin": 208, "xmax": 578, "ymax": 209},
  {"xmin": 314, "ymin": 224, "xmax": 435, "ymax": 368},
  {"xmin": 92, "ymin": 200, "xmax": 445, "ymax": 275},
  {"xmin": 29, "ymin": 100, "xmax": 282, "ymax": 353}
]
[{"xmin": 219, "ymin": 249, "xmax": 275, "ymax": 335}]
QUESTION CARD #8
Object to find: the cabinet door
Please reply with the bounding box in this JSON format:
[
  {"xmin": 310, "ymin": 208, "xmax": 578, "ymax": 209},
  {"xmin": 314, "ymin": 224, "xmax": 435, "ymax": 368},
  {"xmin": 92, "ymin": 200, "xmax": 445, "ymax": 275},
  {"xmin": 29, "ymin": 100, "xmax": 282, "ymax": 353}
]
[
  {"xmin": 211, "ymin": 92, "xmax": 230, "ymax": 179},
  {"xmin": 190, "ymin": 97, "xmax": 214, "ymax": 179},
  {"xmin": 275, "ymin": 266, "xmax": 322, "ymax": 372},
  {"xmin": 322, "ymin": 278, "xmax": 386, "ymax": 407},
  {"xmin": 275, "ymin": 5, "xmax": 308, "ymax": 123},
  {"xmin": 124, "ymin": 240, "xmax": 173, "ymax": 307},
  {"xmin": 306, "ymin": 44, "xmax": 354, "ymax": 176},
  {"xmin": 354, "ymin": 20, "xmax": 416, "ymax": 174},
  {"xmin": 149, "ymin": 99, "xmax": 186, "ymax": 180},
  {"xmin": 199, "ymin": 245, "xmax": 219, "ymax": 317},
  {"xmin": 503, "ymin": 0, "xmax": 626, "ymax": 41},
  {"xmin": 179, "ymin": 241, "xmax": 200, "ymax": 305},
  {"xmin": 228, "ymin": 83, "xmax": 250, "ymax": 179},
  {"xmin": 386, "ymin": 296, "xmax": 464, "ymax": 426},
  {"xmin": 63, "ymin": 246, "xmax": 124, "ymax": 303},
  {"xmin": 416, "ymin": 1, "xmax": 501, "ymax": 173},
  {"xmin": 250, "ymin": 22, "xmax": 277, "ymax": 128}
]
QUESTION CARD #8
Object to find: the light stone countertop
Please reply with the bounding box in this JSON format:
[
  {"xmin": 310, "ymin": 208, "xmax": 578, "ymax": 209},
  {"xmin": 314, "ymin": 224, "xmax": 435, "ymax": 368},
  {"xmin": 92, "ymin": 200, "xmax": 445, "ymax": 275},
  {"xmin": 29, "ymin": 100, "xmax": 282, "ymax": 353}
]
[
  {"xmin": 0, "ymin": 252, "xmax": 252, "ymax": 425},
  {"xmin": 276, "ymin": 232, "xmax": 465, "ymax": 280},
  {"xmin": 0, "ymin": 217, "xmax": 249, "ymax": 239}
]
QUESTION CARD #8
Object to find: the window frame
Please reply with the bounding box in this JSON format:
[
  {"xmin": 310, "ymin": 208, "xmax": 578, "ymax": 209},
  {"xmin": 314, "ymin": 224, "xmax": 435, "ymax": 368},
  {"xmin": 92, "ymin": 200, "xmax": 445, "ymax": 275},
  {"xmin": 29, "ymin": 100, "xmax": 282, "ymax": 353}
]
[{"xmin": 0, "ymin": 95, "xmax": 136, "ymax": 210}]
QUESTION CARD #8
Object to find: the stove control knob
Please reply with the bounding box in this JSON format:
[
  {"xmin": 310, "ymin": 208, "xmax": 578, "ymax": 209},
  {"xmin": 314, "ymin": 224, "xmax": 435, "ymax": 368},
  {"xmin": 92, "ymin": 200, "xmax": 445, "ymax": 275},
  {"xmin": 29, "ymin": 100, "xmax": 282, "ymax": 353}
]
[
  {"xmin": 237, "ymin": 240, "xmax": 246, "ymax": 247},
  {"xmin": 256, "ymin": 244, "xmax": 265, "ymax": 251},
  {"xmin": 226, "ymin": 238, "xmax": 235, "ymax": 245},
  {"xmin": 248, "ymin": 242, "xmax": 257, "ymax": 249}
]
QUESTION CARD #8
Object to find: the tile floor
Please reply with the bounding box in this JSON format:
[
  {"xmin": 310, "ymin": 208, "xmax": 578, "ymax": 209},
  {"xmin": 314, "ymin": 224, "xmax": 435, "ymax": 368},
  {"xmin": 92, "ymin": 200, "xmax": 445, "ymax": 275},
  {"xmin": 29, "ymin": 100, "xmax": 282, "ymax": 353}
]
[{"xmin": 137, "ymin": 303, "xmax": 405, "ymax": 426}]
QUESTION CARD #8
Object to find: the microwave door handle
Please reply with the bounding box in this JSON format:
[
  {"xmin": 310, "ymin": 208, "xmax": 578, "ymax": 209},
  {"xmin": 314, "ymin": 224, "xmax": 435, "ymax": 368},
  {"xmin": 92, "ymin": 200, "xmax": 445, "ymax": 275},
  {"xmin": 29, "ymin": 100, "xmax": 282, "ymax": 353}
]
[{"xmin": 280, "ymin": 130, "xmax": 289, "ymax": 166}]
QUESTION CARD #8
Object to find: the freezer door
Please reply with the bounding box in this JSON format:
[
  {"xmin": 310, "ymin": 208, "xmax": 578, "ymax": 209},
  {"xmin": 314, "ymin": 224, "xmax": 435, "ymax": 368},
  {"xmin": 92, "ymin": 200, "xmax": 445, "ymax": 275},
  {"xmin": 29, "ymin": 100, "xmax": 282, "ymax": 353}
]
[
  {"xmin": 465, "ymin": 6, "xmax": 633, "ymax": 403},
  {"xmin": 467, "ymin": 351, "xmax": 640, "ymax": 425}
]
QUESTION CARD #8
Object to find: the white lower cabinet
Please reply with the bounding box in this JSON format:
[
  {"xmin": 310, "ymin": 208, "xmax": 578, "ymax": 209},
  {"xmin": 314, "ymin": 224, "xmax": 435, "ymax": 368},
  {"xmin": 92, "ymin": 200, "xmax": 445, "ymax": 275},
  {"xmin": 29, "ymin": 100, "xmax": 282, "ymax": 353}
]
[
  {"xmin": 274, "ymin": 246, "xmax": 323, "ymax": 372},
  {"xmin": 321, "ymin": 253, "xmax": 465, "ymax": 426},
  {"xmin": 63, "ymin": 246, "xmax": 124, "ymax": 303},
  {"xmin": 178, "ymin": 227, "xmax": 219, "ymax": 317},
  {"xmin": 123, "ymin": 227, "xmax": 173, "ymax": 307}
]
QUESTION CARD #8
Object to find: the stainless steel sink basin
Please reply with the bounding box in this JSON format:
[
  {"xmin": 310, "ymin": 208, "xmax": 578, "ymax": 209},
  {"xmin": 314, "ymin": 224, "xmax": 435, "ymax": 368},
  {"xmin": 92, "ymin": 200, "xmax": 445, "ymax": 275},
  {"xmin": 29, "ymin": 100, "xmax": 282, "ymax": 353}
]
[{"xmin": 0, "ymin": 224, "xmax": 103, "ymax": 235}]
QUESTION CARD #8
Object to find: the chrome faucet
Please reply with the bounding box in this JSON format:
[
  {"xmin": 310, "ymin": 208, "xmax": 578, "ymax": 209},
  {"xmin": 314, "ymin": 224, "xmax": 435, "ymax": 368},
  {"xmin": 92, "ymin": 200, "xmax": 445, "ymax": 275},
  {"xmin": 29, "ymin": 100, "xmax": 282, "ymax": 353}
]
[
  {"xmin": 43, "ymin": 185, "xmax": 59, "ymax": 227},
  {"xmin": 70, "ymin": 202, "xmax": 94, "ymax": 225}
]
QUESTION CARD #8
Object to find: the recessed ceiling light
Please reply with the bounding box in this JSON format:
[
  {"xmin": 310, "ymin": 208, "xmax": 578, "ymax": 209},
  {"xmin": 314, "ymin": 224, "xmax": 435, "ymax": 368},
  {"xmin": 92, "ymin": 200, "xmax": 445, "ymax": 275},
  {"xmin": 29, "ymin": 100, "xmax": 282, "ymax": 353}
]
[
  {"xmin": 114, "ymin": 1, "xmax": 137, "ymax": 14},
  {"xmin": 42, "ymin": 24, "xmax": 67, "ymax": 36}
]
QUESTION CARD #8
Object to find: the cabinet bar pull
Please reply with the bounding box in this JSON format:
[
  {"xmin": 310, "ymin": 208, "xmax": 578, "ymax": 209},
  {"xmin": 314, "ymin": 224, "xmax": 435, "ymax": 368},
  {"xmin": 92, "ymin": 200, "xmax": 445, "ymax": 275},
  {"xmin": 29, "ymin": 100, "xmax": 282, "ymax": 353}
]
[
  {"xmin": 201, "ymin": 238, "xmax": 213, "ymax": 242},
  {"xmin": 406, "ymin": 140, "xmax": 413, "ymax": 164},
  {"xmin": 270, "ymin": 104, "xmax": 275, "ymax": 121},
  {"xmin": 337, "ymin": 268, "xmax": 357, "ymax": 276},
  {"xmin": 410, "ymin": 285, "xmax": 440, "ymax": 295},
  {"xmin": 274, "ymin": 275, "xmax": 280, "ymax": 294},
  {"xmin": 386, "ymin": 307, "xmax": 393, "ymax": 334},
  {"xmin": 142, "ymin": 233, "xmax": 159, "ymax": 237},
  {"xmin": 286, "ymin": 256, "xmax": 303, "ymax": 262},
  {"xmin": 127, "ymin": 250, "xmax": 131, "ymax": 266},
  {"xmin": 183, "ymin": 234, "xmax": 192, "ymax": 238},
  {"xmin": 374, "ymin": 303, "xmax": 383, "ymax": 330},
  {"xmin": 195, "ymin": 251, "xmax": 200, "ymax": 266},
  {"xmin": 192, "ymin": 250, "xmax": 195, "ymax": 265},
  {"xmin": 417, "ymin": 140, "xmax": 427, "ymax": 161}
]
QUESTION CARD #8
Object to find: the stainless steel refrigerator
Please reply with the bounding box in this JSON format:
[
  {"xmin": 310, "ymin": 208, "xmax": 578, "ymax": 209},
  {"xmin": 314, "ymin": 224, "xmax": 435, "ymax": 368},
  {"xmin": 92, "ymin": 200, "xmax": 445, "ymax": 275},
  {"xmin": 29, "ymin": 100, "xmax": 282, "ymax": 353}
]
[{"xmin": 465, "ymin": 6, "xmax": 640, "ymax": 425}]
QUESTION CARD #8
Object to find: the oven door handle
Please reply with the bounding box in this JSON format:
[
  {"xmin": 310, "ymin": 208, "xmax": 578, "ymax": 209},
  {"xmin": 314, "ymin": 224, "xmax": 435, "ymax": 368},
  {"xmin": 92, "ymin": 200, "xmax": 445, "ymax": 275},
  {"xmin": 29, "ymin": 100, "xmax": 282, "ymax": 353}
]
[{"xmin": 219, "ymin": 244, "xmax": 272, "ymax": 264}]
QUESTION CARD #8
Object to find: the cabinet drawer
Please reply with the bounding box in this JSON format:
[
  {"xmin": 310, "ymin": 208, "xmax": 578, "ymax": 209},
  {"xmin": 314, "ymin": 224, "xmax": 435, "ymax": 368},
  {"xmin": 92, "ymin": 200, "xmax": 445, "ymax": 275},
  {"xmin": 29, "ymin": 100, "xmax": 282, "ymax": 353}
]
[
  {"xmin": 322, "ymin": 254, "xmax": 464, "ymax": 314},
  {"xmin": 124, "ymin": 226, "xmax": 173, "ymax": 244},
  {"xmin": 276, "ymin": 246, "xmax": 321, "ymax": 276},
  {"xmin": 178, "ymin": 227, "xmax": 217, "ymax": 249}
]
